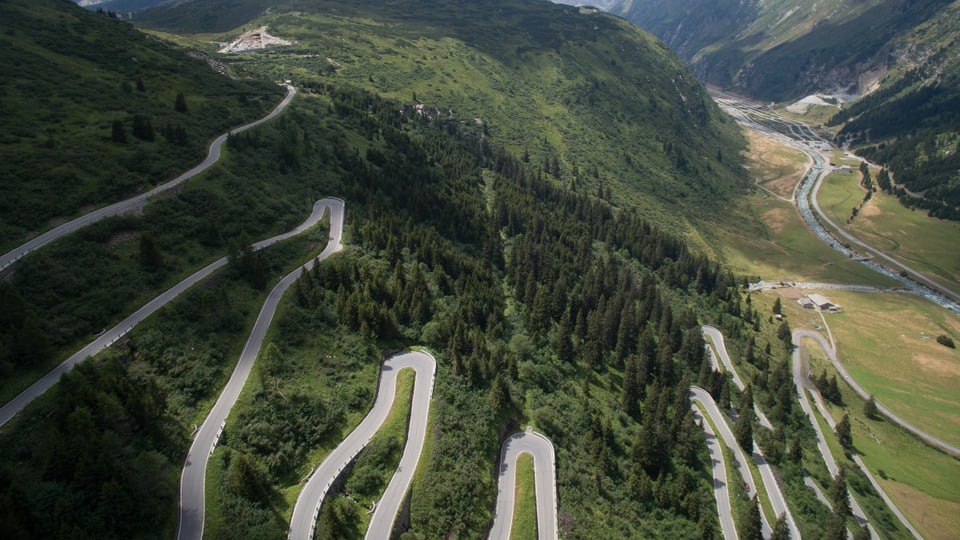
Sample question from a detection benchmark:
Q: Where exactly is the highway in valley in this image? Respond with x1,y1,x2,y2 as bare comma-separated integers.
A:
177,199,344,540
488,428,559,540
712,90,960,315
0,84,296,272
288,350,436,540
0,198,339,429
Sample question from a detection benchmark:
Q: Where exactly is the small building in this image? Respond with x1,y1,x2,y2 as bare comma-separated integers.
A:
807,293,834,310
799,293,842,312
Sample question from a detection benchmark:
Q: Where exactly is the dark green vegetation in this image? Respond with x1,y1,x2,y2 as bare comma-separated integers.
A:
1,0,923,538
0,230,326,538
829,29,960,220
606,0,954,101
0,0,282,250
138,0,748,235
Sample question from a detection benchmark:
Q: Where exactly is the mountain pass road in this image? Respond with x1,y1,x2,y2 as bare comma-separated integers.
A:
0,198,338,429
488,428,558,540
177,198,344,540
0,84,296,272
288,350,436,540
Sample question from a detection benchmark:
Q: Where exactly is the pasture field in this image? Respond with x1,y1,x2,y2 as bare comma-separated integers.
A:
818,169,960,294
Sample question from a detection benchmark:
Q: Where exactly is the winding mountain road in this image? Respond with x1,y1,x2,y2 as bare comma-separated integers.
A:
488,428,558,540
794,330,922,539
702,326,801,539
690,398,739,540
806,324,960,457
177,199,345,540
0,84,297,272
0,198,339,429
690,386,772,537
288,350,436,540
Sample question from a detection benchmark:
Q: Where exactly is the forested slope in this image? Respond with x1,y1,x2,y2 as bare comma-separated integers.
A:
828,1,960,220
137,0,748,236
0,0,282,250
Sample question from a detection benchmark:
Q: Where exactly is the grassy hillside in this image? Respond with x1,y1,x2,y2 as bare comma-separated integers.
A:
828,1,960,221
0,0,282,251
137,0,749,238
608,0,954,102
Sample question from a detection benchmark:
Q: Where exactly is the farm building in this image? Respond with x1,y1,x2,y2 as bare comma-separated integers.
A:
798,294,842,312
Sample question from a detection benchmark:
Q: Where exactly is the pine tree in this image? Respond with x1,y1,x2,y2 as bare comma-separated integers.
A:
863,395,878,420
734,404,754,453
138,235,163,271
175,91,188,113
829,469,851,518
770,513,791,540
622,355,639,418
111,120,127,143
738,495,763,540
836,413,852,450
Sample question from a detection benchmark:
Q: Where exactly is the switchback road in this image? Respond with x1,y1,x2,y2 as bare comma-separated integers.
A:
690,386,772,538
690,397,739,540
0,84,297,272
177,199,344,540
795,330,923,538
488,428,558,540
0,198,339,429
288,350,436,540
702,326,801,539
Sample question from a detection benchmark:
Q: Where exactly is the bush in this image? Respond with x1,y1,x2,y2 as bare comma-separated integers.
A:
936,335,955,348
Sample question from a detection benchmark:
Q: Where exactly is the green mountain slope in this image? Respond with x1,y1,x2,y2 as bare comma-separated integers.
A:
828,1,960,220
138,0,748,239
605,0,954,102
593,0,960,217
0,0,282,251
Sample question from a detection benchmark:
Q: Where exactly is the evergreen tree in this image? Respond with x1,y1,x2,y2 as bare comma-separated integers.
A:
829,469,851,518
175,91,188,113
622,355,639,418
772,297,782,315
138,235,163,271
854,524,872,540
111,120,126,143
770,513,791,540
836,413,853,450
736,384,754,418
734,404,754,453
738,495,763,540
863,395,878,420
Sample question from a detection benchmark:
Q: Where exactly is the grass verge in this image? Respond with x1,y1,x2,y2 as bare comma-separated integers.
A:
805,341,960,540
511,453,538,540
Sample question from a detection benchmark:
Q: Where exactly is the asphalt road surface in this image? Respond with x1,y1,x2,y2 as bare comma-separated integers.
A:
488,428,558,540
177,199,344,540
690,402,738,540
794,330,922,539
702,326,801,539
0,84,297,272
0,198,338,429
690,386,772,538
288,350,436,540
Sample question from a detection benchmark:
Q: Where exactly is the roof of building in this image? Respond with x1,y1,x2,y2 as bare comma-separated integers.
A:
808,293,833,307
